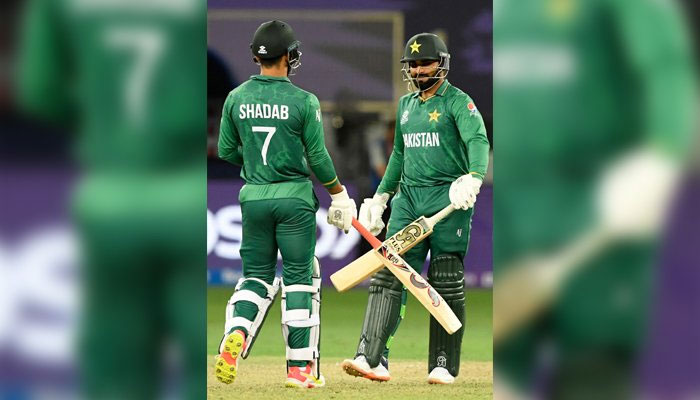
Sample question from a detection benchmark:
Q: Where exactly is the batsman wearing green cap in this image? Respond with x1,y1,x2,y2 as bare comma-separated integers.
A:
341,33,490,384
214,20,357,389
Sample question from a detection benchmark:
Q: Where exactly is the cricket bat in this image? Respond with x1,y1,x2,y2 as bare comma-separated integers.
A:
493,226,611,344
348,212,462,334
330,204,455,292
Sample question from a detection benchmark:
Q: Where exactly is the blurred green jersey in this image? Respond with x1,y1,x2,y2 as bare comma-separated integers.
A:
494,0,696,258
16,1,206,399
17,0,205,171
494,0,696,393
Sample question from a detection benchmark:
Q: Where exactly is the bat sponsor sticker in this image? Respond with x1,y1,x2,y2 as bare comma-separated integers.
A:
410,273,428,289
428,287,441,307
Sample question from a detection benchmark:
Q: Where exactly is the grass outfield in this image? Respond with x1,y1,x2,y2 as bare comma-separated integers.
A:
207,287,492,399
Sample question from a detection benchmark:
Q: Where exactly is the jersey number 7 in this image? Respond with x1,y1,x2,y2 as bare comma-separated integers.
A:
252,126,276,165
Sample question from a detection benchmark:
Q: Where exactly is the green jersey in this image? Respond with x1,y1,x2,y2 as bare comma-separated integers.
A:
17,0,205,171
378,80,490,194
494,0,697,259
218,75,338,206
494,0,696,391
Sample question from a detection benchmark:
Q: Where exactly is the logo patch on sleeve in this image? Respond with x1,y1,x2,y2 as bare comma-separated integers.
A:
467,102,477,114
400,110,409,125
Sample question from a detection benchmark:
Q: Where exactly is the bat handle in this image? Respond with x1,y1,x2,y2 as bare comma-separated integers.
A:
351,218,383,249
426,204,456,228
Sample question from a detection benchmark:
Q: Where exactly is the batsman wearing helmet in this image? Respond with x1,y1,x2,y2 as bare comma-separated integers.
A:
341,33,490,384
214,20,357,389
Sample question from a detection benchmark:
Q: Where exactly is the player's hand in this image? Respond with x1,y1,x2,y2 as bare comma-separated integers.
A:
359,193,390,235
328,186,358,233
449,174,482,210
596,148,679,238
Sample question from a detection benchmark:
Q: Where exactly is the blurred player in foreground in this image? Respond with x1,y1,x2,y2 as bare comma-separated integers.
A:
215,20,357,389
493,0,697,398
17,0,206,398
341,33,490,384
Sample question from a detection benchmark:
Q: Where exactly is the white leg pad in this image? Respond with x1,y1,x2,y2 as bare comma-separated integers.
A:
281,258,322,378
221,276,280,357
286,347,316,361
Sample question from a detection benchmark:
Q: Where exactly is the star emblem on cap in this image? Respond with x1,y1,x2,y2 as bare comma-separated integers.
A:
428,109,441,122
410,40,422,54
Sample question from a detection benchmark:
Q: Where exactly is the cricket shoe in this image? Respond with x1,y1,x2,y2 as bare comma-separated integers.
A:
285,364,325,388
341,355,391,382
428,367,455,384
214,330,246,384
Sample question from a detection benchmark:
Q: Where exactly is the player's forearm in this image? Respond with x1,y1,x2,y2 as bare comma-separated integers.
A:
467,135,490,179
307,150,339,190
326,181,344,195
616,0,697,157
377,150,403,195
302,118,340,188
217,101,243,165
16,0,73,125
218,145,243,166
642,55,696,157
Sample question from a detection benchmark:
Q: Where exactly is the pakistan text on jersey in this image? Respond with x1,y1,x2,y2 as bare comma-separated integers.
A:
239,104,289,120
403,132,441,148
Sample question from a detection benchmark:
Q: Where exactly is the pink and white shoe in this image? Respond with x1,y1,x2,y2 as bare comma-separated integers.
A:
285,364,325,388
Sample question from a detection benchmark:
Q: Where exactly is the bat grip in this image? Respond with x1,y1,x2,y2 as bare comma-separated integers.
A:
426,204,456,228
351,218,382,249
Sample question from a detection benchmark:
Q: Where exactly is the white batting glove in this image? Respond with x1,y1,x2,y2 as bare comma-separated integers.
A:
596,148,679,239
449,174,482,210
327,186,358,233
358,192,390,235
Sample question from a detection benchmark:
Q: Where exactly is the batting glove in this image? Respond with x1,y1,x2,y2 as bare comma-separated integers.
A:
359,192,390,236
328,186,358,233
449,174,482,210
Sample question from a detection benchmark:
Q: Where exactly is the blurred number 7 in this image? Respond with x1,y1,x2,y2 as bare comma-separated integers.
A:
104,27,164,127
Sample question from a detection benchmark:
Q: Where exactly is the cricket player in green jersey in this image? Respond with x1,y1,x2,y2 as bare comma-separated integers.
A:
214,20,357,389
493,0,696,397
17,0,205,399
341,33,490,384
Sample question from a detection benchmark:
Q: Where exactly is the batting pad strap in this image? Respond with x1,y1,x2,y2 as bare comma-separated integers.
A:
230,290,266,308
282,309,310,322
286,347,316,361
283,284,318,294
236,277,279,298
228,316,253,332
288,315,320,328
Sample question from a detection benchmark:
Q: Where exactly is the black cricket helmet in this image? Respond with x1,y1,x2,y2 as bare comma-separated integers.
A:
250,20,302,74
400,33,450,92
